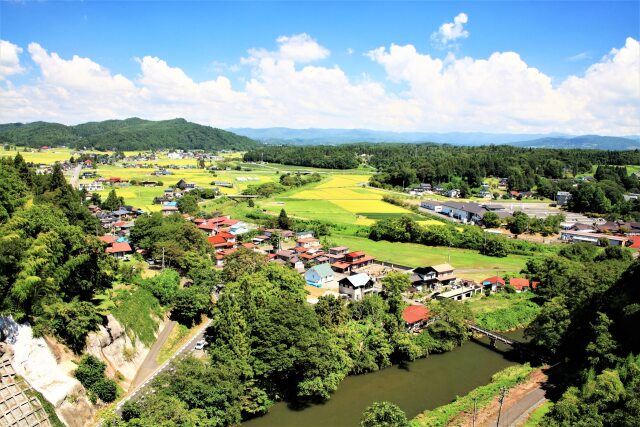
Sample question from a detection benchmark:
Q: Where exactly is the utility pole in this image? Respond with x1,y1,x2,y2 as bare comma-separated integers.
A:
472,397,477,427
496,386,508,427
161,247,165,270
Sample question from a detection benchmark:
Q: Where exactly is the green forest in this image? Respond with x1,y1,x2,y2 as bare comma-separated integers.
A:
0,118,258,151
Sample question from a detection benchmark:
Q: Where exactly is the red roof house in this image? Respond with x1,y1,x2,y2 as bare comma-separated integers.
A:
98,235,116,244
509,278,532,292
105,242,132,259
403,305,431,324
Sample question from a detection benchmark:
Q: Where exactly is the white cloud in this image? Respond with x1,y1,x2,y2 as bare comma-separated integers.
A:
243,33,330,65
431,13,469,48
0,36,638,135
0,40,25,79
567,51,591,62
347,48,354,55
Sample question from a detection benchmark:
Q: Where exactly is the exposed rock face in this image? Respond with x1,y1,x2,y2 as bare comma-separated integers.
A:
11,324,95,427
85,315,163,390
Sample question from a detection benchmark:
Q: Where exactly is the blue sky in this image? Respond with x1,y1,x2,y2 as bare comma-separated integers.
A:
1,1,639,134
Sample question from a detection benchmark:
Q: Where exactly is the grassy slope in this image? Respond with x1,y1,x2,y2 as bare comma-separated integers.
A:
464,292,541,331
412,364,535,427
110,287,164,346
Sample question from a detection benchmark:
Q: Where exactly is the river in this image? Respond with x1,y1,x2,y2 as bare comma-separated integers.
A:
243,332,523,427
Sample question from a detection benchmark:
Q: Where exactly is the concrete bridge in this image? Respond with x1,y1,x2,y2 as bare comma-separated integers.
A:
468,324,515,347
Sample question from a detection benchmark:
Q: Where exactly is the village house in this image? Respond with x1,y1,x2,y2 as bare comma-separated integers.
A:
105,242,132,260
339,273,376,301
560,230,630,246
509,278,538,292
296,237,321,249
410,263,456,291
304,263,335,288
331,251,376,273
556,191,572,206
435,284,482,301
161,205,179,216
79,181,104,192
481,276,505,292
403,305,431,332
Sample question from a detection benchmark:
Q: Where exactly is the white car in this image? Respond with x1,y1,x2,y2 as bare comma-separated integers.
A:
194,340,206,350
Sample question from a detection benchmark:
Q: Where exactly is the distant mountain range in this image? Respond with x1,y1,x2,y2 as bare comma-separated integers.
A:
0,118,258,151
229,127,640,150
1,119,638,151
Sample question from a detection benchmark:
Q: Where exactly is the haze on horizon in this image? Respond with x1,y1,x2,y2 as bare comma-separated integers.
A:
0,1,639,135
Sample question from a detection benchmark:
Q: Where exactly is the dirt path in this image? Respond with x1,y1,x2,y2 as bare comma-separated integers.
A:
130,320,176,389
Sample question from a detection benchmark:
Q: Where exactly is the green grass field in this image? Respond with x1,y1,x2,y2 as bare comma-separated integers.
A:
327,234,528,273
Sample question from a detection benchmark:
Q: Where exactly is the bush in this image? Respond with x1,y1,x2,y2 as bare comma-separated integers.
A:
121,400,142,421
75,355,106,390
90,378,118,403
140,268,180,305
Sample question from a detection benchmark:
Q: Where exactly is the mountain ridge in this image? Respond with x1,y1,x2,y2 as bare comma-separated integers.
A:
0,118,258,151
229,127,640,150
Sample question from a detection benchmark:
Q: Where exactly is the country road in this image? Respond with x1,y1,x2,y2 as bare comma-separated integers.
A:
130,320,176,389
69,164,82,189
111,318,212,417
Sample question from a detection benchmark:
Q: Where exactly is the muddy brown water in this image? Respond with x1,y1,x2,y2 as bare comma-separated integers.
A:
243,331,524,427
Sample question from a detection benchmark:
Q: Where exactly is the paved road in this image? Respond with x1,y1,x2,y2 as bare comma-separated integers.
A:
486,386,547,427
111,319,212,417
69,164,82,189
130,320,176,389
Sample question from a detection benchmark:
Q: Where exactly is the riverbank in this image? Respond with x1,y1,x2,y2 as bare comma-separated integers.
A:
411,364,536,427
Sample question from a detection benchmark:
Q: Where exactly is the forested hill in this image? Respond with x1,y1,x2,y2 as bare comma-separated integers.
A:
511,135,640,150
0,118,259,151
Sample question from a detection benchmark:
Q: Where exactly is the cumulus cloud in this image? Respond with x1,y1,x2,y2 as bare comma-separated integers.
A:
243,33,330,65
0,40,25,79
0,36,638,135
431,13,469,48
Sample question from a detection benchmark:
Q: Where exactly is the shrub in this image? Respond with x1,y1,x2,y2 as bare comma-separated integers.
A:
75,355,106,390
90,378,118,403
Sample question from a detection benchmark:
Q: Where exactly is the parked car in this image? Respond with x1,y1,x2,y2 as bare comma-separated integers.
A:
194,340,207,350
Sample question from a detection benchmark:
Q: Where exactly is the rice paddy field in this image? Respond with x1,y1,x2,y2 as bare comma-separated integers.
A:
262,174,423,226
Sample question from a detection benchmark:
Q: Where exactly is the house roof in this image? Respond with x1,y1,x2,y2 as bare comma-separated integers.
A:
346,251,365,257
241,242,256,249
207,235,227,245
332,262,350,270
431,263,454,273
106,242,132,253
307,263,334,278
509,278,530,290
98,235,116,244
161,206,179,211
351,255,375,265
628,236,640,249
340,273,371,288
198,222,217,230
297,237,319,243
330,246,349,251
403,305,430,324
217,231,235,239
482,276,505,285
442,201,487,216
